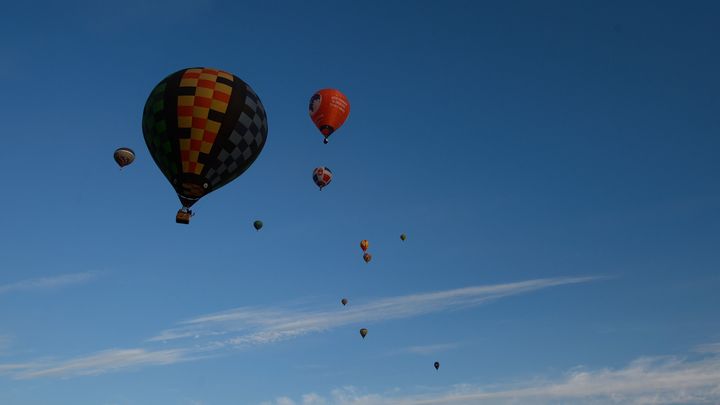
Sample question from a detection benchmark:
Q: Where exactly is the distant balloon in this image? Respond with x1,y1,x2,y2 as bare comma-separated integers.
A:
309,89,350,144
312,167,333,190
341,298,348,306
360,328,368,338
400,233,407,241
434,361,440,370
114,147,135,168
253,220,263,231
363,253,372,263
360,240,369,252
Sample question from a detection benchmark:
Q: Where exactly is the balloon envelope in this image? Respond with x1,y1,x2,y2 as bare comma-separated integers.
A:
360,240,369,252
312,167,333,190
142,67,268,209
253,220,263,231
309,89,350,143
363,253,372,263
114,147,135,168
400,233,407,241
360,328,368,338
341,298,348,306
434,362,440,370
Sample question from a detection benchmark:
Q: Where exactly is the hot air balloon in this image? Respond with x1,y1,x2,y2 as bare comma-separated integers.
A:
142,68,268,224
363,253,372,263
434,362,440,370
400,233,407,241
312,167,333,190
360,240,369,252
114,147,135,169
309,89,350,144
360,328,368,338
253,220,263,231
341,298,348,306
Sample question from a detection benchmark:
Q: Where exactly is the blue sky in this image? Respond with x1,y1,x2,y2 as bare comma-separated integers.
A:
1,0,719,404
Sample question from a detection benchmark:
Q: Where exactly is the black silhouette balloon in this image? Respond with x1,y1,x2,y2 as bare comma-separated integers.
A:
142,67,268,224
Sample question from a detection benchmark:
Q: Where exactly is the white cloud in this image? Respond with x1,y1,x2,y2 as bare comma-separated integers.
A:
0,276,598,379
302,393,327,405
10,348,192,379
150,276,600,348
274,397,296,405
0,363,31,372
263,347,720,404
395,343,460,356
695,343,720,354
0,272,100,295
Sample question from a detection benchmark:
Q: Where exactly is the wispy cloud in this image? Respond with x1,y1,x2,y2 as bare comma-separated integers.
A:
695,342,720,354
150,276,600,347
395,343,461,356
0,272,100,295
5,348,195,380
261,345,720,404
0,276,599,379
0,363,30,373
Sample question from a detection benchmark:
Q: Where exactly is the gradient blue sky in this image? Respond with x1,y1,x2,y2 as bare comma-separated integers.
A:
1,1,719,404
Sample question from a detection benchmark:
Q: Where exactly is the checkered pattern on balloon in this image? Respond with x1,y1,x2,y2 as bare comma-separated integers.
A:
142,67,268,208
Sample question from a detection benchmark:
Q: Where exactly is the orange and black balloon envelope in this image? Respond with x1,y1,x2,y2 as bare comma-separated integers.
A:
142,67,268,209
360,240,369,252
341,298,348,306
114,147,135,168
360,328,368,338
308,89,350,144
434,361,440,370
363,253,372,263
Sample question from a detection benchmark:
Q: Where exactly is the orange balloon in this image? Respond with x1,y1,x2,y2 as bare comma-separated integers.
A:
308,89,350,143
360,240,369,252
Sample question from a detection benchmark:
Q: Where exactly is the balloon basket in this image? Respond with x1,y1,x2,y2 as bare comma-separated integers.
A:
176,210,191,224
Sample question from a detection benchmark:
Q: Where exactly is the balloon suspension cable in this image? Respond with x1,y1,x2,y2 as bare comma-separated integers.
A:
179,206,195,216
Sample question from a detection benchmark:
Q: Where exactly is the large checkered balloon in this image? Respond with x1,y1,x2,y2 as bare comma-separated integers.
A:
142,67,268,208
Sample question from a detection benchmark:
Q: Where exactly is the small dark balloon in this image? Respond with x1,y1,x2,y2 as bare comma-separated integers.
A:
253,220,263,231
341,298,348,306
360,328,368,338
363,253,372,263
434,361,440,370
114,147,135,168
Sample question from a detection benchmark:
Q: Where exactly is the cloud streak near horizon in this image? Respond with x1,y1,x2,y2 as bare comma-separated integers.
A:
149,276,601,346
262,347,720,404
0,276,599,379
0,272,100,295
